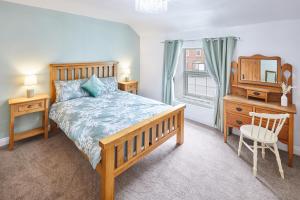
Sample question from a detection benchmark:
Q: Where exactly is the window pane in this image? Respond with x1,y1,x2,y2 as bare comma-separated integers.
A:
196,76,206,86
195,86,206,96
183,48,216,103
198,64,205,71
207,77,216,86
207,87,216,97
187,76,196,94
184,48,205,72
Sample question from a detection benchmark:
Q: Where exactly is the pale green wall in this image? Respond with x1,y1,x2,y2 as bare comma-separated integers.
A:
0,1,140,139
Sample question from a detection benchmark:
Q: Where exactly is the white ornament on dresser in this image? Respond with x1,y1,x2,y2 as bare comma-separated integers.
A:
281,82,293,107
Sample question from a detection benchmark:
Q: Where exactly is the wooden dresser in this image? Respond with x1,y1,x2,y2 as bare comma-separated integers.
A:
223,55,297,167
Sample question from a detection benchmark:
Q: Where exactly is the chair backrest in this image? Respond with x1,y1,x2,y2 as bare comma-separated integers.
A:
249,112,289,140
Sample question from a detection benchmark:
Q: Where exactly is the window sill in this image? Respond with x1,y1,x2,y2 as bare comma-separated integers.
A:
175,96,214,109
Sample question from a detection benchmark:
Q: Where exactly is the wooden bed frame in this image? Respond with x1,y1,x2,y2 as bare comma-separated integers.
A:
49,61,185,200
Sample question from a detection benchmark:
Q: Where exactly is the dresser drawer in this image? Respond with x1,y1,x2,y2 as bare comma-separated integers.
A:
255,107,289,125
255,107,287,115
247,90,267,100
15,100,45,115
278,125,288,142
226,113,252,128
225,102,253,116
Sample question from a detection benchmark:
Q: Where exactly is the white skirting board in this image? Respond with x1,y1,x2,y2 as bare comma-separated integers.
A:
0,137,9,147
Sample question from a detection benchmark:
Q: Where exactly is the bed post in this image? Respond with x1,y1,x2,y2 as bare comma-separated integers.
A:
100,145,115,200
176,109,184,145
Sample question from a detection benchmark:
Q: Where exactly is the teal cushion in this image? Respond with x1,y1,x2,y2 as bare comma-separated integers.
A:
81,75,106,97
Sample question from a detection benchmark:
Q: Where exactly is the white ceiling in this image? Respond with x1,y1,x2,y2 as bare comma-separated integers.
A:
4,0,300,35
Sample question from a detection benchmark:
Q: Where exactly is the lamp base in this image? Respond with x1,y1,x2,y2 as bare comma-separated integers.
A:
27,89,34,98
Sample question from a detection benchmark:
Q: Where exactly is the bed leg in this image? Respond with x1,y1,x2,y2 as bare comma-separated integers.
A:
50,120,57,132
100,146,115,200
176,110,184,145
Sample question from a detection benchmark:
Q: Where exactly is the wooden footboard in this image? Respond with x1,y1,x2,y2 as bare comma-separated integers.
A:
97,104,185,200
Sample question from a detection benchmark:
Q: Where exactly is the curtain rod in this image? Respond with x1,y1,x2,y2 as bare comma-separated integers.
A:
160,37,240,43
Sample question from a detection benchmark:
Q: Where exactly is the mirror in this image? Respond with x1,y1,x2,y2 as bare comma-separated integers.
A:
239,56,281,85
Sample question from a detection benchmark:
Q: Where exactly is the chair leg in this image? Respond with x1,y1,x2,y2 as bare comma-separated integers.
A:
238,133,243,157
253,141,258,177
274,143,284,179
262,142,265,159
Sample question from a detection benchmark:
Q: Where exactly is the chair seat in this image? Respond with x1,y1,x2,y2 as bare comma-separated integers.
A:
240,125,277,143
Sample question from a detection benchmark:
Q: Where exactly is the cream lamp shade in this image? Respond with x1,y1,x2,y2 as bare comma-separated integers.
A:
24,75,37,98
24,75,37,86
123,68,131,82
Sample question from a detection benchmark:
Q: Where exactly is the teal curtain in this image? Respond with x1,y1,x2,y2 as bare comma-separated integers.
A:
162,40,183,105
202,37,237,131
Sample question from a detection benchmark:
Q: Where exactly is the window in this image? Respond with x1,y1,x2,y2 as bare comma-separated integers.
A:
183,48,216,103
186,49,189,56
195,49,201,56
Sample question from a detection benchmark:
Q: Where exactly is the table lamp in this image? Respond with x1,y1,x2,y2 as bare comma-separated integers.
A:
24,75,37,98
123,68,131,82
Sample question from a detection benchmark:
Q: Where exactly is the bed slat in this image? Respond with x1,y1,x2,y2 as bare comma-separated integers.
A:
136,134,141,154
60,69,66,81
81,68,86,79
116,143,124,167
151,125,156,144
88,67,92,77
144,128,150,149
157,123,162,139
67,68,73,80
75,68,80,79
127,137,133,160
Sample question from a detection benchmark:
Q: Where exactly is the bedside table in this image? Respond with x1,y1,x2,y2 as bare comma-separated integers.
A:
118,80,138,94
8,94,49,150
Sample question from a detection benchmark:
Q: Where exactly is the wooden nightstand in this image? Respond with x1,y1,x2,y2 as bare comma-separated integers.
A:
118,80,138,94
8,94,49,150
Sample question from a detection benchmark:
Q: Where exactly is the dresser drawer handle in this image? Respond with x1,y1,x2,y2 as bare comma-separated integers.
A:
253,92,260,96
236,120,243,125
236,107,243,112
27,105,32,108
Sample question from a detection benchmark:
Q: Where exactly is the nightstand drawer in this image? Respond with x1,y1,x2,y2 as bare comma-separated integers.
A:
16,100,45,115
126,84,136,90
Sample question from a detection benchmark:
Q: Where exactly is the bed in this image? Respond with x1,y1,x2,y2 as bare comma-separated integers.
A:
49,61,185,200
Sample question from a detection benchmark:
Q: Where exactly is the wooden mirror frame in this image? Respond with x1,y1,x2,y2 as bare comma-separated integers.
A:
238,54,282,87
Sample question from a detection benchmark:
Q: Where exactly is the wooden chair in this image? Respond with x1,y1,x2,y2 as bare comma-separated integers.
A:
238,112,289,179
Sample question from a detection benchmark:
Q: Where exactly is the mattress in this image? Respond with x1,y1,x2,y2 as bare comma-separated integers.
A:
49,91,171,169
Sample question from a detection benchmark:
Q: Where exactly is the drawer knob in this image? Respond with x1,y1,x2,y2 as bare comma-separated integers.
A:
253,92,260,96
236,107,242,112
236,120,243,125
27,105,32,108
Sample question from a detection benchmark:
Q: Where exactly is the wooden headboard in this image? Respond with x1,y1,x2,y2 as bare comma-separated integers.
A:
49,61,118,103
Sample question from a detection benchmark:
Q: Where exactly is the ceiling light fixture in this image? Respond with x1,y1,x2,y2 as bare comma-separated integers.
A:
135,0,168,13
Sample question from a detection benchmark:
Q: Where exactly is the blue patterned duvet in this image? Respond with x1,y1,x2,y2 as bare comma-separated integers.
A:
49,91,171,169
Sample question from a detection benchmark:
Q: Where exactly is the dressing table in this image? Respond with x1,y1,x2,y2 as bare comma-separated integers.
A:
223,55,296,167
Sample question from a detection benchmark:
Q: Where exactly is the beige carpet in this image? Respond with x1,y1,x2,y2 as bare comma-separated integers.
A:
1,120,300,200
